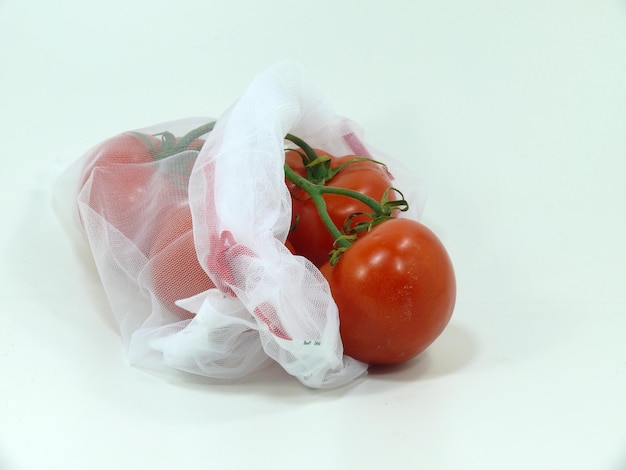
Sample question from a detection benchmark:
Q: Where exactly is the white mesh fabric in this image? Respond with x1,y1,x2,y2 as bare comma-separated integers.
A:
186,61,368,388
56,60,425,388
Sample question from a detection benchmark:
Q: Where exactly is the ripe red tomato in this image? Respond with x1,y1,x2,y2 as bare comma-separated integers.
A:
320,218,456,365
82,132,160,170
148,204,216,320
148,203,295,319
81,133,160,216
285,149,398,267
80,132,205,241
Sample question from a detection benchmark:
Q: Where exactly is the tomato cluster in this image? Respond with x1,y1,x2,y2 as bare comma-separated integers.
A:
80,126,214,320
285,149,400,267
81,122,456,366
283,138,456,365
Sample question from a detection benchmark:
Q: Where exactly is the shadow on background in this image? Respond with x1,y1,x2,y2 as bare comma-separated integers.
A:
367,322,478,382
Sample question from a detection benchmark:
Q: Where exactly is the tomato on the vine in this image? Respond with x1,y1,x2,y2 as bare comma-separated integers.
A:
80,132,205,239
285,149,398,267
320,218,456,365
82,132,160,173
81,132,161,217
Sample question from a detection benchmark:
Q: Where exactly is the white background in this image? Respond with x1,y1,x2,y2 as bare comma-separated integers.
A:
1,1,625,469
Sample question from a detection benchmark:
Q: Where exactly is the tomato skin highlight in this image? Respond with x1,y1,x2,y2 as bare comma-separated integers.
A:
320,218,456,365
285,149,397,267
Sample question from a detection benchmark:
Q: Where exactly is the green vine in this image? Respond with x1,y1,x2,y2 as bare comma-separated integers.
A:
284,161,408,263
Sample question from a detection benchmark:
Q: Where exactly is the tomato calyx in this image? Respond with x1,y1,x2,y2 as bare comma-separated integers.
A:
284,133,390,185
341,186,409,233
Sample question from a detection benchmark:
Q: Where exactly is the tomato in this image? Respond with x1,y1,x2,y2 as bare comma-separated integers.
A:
160,137,205,191
81,133,160,217
148,203,295,320
285,149,398,267
148,204,216,319
320,218,456,365
82,132,159,173
80,132,205,242
81,132,205,200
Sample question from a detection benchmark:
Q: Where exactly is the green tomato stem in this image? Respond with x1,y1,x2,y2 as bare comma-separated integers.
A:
284,133,315,164
284,133,331,182
172,121,217,154
284,164,352,248
311,184,385,215
283,147,386,216
283,163,397,250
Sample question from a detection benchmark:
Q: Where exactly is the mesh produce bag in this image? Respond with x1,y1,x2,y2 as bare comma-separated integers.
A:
55,61,424,389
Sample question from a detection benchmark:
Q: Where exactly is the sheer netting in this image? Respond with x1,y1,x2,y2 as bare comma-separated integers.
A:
55,61,424,388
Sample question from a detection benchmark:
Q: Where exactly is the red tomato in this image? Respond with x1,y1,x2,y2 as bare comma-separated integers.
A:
320,218,456,365
285,149,398,267
148,204,294,319
80,132,205,241
81,132,205,203
82,132,159,172
148,204,216,320
81,133,160,216
160,137,205,191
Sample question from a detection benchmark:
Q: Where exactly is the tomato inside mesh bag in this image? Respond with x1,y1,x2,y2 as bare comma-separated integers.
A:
55,61,424,389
